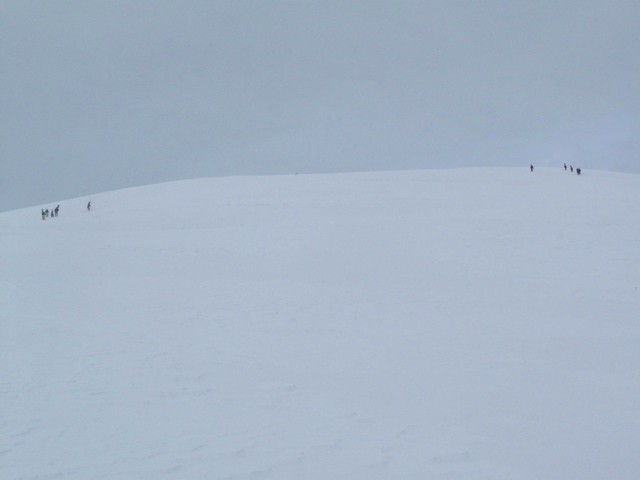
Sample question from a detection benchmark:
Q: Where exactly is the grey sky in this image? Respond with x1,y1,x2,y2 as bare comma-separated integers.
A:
2,1,639,212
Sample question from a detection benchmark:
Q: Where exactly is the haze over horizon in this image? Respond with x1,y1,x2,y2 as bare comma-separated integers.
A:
2,0,639,212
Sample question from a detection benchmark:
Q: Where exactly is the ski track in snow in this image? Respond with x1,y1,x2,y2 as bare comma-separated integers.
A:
1,168,640,479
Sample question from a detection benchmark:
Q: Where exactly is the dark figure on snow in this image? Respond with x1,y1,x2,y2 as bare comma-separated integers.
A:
530,164,534,172
55,205,59,217
570,165,573,173
576,168,581,175
87,201,91,212
564,163,567,171
41,209,45,220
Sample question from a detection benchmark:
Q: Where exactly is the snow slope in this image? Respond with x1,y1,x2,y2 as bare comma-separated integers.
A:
2,167,639,479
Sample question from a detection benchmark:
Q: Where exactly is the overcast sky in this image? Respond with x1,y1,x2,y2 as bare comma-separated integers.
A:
2,1,639,212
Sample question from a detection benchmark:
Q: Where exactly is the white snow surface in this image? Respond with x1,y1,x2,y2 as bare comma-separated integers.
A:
2,167,639,479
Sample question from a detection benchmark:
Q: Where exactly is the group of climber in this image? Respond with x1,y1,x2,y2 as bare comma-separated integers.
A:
40,201,91,220
41,205,60,220
530,164,581,175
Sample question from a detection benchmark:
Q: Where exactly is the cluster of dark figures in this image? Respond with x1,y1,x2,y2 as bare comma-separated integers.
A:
41,202,91,220
529,164,581,175
41,205,60,220
563,163,581,175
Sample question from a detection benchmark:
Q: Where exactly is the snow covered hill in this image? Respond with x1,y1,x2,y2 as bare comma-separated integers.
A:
2,167,639,479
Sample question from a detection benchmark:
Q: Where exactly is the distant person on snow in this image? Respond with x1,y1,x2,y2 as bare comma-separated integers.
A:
87,201,91,212
55,205,59,217
41,209,45,220
576,168,581,175
570,165,573,173
564,163,567,171
530,164,534,172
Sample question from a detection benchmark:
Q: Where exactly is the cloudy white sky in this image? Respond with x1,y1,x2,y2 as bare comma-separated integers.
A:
1,0,639,212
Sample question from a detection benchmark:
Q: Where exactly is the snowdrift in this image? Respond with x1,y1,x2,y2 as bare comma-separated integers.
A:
2,167,639,479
